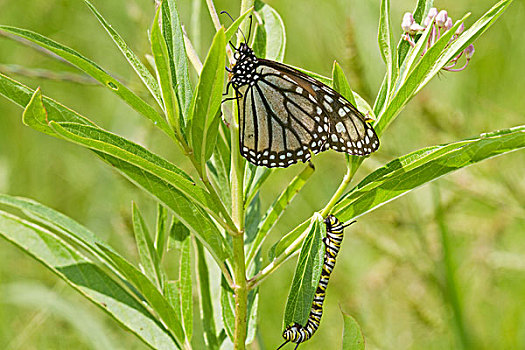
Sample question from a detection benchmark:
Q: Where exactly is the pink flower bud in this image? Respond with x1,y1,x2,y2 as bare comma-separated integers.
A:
436,10,448,27
424,8,438,26
402,12,415,33
409,23,426,34
455,22,465,35
465,44,475,59
445,18,453,30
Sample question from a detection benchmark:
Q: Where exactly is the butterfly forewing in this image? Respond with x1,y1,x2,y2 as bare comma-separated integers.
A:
229,44,379,168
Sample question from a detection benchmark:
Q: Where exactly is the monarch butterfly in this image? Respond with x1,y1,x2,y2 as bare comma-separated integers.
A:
224,17,379,168
277,215,355,349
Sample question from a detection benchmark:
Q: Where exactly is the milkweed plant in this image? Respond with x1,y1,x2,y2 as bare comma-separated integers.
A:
0,0,522,349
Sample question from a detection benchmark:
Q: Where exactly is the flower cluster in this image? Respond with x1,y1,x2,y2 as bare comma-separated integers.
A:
401,8,475,72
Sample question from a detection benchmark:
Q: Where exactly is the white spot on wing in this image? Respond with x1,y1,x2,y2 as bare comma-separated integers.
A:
335,122,345,133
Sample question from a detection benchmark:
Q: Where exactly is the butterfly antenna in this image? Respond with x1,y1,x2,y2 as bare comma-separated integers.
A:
342,220,357,229
276,340,289,350
246,15,253,43
220,10,247,43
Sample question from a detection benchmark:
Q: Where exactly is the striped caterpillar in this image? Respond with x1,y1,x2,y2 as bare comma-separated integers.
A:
277,215,355,349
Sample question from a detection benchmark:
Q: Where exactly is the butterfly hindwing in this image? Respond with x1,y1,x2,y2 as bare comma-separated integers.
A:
229,43,379,168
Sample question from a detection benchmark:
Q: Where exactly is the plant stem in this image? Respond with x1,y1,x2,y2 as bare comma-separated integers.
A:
205,0,222,31
247,220,310,289
229,51,247,350
321,157,363,217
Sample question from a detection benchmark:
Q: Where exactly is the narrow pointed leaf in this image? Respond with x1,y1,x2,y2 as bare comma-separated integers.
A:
334,126,525,222
155,203,169,261
342,312,365,350
0,26,172,136
225,8,254,43
397,0,434,67
246,163,315,269
377,16,467,135
0,211,179,350
46,121,224,218
253,0,286,61
97,244,184,343
163,0,193,117
196,241,219,349
283,214,325,327
0,73,95,135
188,28,226,167
132,202,162,288
2,282,119,350
332,61,357,106
2,53,231,267
179,231,193,340
220,283,235,341
84,0,162,106
421,0,513,92
152,6,181,136
269,219,310,261
378,0,397,98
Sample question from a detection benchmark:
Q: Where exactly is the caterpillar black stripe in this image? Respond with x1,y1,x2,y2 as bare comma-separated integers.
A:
277,215,355,349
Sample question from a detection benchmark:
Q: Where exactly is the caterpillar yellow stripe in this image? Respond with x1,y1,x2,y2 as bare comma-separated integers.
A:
277,215,355,350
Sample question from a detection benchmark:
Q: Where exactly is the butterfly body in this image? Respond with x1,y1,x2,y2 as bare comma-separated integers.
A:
227,43,379,168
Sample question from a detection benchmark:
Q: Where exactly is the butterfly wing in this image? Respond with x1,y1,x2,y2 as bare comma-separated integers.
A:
237,59,379,168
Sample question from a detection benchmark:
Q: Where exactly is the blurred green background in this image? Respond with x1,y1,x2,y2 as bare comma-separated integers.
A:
0,0,524,349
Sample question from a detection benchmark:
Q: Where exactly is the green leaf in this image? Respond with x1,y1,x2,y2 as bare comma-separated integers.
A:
244,165,272,207
96,244,184,343
0,26,172,137
46,122,224,222
269,219,310,261
421,0,513,92
0,193,109,256
1,282,118,350
377,0,397,100
252,0,286,61
196,241,219,349
225,7,254,43
392,19,435,98
0,73,95,135
83,0,162,106
97,150,231,264
132,202,162,288
334,126,525,222
246,289,259,345
397,0,434,67
155,203,169,261
207,125,232,208
220,282,235,341
162,0,193,117
283,214,325,327
377,16,467,135
221,283,259,344
0,211,179,350
332,61,357,106
179,233,193,341
372,76,388,117
152,5,181,138
246,163,315,270
188,28,226,168
167,221,193,342
341,312,365,350
1,30,231,280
